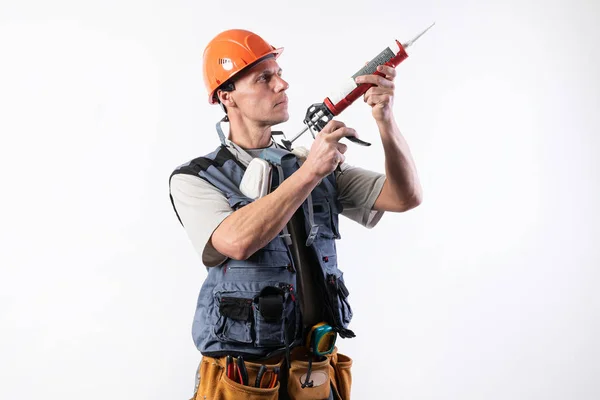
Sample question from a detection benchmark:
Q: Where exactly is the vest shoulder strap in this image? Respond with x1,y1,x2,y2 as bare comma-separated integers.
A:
169,145,245,226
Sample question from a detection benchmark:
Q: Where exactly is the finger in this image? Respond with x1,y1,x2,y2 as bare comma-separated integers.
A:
320,119,346,134
366,94,393,107
329,127,358,143
363,87,394,104
330,151,342,167
377,65,396,80
336,142,348,154
363,86,394,99
332,151,345,166
355,74,394,88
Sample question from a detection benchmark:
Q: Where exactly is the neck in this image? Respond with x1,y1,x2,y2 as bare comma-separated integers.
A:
227,114,273,149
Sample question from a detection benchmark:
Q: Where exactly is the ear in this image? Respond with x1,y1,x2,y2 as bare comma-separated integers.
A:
217,89,236,109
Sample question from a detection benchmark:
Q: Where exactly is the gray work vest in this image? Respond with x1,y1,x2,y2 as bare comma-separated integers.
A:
169,144,354,360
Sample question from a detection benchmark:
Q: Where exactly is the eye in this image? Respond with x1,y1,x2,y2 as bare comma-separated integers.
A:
256,74,271,83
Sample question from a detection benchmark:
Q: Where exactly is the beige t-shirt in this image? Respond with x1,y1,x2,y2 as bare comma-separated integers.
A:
170,139,386,268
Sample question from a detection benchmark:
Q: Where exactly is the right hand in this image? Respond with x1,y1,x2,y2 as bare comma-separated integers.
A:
302,120,358,179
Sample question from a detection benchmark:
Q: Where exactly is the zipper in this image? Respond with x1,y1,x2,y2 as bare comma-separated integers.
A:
223,256,296,273
225,265,290,272
226,265,288,269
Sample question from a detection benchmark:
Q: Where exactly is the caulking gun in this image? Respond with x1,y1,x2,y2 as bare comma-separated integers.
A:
281,22,435,151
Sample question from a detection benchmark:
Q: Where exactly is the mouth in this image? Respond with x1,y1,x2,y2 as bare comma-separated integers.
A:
274,97,288,107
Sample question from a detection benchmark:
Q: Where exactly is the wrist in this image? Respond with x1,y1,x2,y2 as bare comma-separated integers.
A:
376,115,397,132
297,163,321,188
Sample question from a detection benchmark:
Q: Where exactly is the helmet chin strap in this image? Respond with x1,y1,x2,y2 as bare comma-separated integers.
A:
216,114,230,147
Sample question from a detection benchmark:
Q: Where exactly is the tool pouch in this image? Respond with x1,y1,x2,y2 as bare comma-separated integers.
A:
329,348,353,400
287,352,332,400
193,355,284,400
285,346,353,400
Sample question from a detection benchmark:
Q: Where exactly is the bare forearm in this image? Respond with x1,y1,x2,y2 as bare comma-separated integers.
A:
212,165,320,260
375,117,423,211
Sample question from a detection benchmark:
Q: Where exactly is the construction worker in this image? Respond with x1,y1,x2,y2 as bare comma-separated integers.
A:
169,29,422,400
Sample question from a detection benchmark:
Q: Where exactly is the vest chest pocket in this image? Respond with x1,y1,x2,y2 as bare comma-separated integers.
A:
252,284,297,347
213,282,298,348
215,295,253,344
311,199,341,240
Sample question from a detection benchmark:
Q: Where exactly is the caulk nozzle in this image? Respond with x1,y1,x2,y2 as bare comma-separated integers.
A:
402,22,436,48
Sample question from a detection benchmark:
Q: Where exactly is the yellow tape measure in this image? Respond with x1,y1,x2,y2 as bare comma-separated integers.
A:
306,322,337,356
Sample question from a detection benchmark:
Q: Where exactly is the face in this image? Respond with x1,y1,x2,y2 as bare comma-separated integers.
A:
222,58,290,126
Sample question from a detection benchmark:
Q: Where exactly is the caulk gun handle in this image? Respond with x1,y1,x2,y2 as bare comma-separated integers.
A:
346,135,371,146
281,139,293,151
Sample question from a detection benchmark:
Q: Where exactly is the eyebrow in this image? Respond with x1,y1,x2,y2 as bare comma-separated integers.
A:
255,68,283,79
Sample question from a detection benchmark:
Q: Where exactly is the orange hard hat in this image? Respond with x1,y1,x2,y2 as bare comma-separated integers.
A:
202,29,284,104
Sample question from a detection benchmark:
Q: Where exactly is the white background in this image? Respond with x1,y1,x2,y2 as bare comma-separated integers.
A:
1,0,599,399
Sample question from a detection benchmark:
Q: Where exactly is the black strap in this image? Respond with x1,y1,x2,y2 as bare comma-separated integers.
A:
168,146,246,226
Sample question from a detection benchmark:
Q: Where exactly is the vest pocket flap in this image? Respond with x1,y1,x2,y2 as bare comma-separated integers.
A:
257,290,284,322
219,297,253,321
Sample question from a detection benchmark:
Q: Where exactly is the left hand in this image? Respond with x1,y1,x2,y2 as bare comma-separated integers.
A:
355,65,396,123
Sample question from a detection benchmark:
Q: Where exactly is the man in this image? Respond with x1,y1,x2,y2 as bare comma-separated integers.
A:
169,29,422,400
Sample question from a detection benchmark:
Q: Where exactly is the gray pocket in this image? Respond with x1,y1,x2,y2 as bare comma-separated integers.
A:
253,284,297,348
253,300,285,347
214,296,253,344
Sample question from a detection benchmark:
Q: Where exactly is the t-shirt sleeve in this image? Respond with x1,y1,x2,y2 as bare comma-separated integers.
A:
335,162,386,228
170,174,232,267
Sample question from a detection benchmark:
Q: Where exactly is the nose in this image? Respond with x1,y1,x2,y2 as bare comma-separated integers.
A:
274,75,289,92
